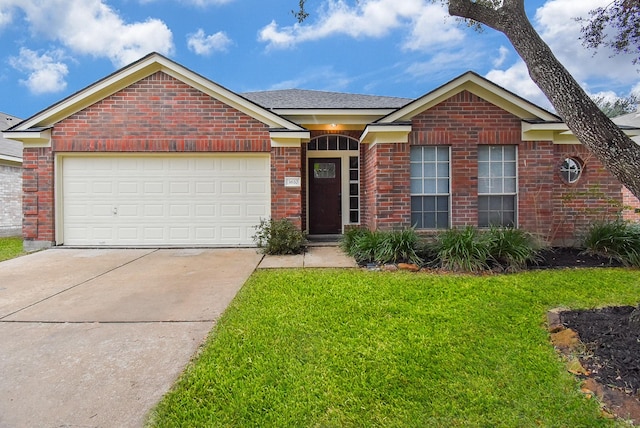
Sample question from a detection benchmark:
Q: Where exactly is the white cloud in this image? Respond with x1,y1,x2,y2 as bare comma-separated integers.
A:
492,46,509,67
187,29,232,55
140,0,233,5
534,0,637,84
485,61,550,109
259,0,429,49
10,0,174,67
402,3,464,51
9,48,68,94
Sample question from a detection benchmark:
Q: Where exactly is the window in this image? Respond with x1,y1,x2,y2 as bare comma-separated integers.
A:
478,145,517,227
349,156,360,223
410,146,450,229
560,157,583,183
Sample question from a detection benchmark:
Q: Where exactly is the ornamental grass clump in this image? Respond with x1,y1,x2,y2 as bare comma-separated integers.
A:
486,226,544,272
340,227,423,265
431,226,492,273
582,220,640,267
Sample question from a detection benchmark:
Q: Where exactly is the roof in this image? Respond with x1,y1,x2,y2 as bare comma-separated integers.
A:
612,110,640,143
0,112,22,161
242,89,412,110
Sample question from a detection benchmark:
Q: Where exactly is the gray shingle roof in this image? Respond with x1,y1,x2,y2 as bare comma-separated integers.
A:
242,89,412,109
0,112,22,160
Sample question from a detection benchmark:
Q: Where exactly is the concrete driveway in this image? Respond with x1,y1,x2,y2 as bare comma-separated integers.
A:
0,248,263,428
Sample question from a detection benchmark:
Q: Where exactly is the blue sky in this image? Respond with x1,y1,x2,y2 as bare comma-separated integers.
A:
0,0,638,120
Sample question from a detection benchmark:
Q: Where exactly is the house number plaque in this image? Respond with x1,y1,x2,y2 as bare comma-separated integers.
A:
284,177,301,187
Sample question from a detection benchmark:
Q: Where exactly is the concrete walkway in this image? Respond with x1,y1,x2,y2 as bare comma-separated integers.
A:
257,245,358,269
0,248,262,428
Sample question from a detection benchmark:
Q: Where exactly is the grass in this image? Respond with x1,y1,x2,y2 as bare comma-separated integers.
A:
147,268,640,427
0,236,23,261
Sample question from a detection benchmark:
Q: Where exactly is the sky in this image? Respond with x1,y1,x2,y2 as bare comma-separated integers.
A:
0,0,638,120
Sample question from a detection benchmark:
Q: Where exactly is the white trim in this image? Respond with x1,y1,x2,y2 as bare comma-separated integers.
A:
3,129,51,147
13,53,305,133
381,72,559,124
0,154,22,164
360,124,412,146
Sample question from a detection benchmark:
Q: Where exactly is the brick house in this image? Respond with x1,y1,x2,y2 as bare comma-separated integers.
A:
4,53,639,251
0,112,22,237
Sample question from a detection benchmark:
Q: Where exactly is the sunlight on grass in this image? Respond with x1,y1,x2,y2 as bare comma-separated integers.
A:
148,268,640,427
0,236,23,262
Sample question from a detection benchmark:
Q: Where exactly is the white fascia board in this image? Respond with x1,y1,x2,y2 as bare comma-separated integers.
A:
15,60,162,130
273,109,394,126
360,124,412,145
0,154,22,164
522,121,640,143
2,129,51,147
382,73,559,123
270,130,311,147
14,53,304,132
161,64,304,131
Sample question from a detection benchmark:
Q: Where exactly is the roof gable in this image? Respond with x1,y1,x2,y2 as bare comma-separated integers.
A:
10,52,304,133
378,71,560,123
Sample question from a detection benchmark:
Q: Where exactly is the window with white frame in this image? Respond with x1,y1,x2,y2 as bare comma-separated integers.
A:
410,146,450,229
478,145,517,227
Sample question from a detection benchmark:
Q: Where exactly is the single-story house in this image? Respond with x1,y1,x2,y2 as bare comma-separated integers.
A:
0,112,22,237
4,52,640,251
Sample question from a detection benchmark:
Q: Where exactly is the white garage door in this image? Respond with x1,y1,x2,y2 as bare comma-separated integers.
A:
62,155,270,246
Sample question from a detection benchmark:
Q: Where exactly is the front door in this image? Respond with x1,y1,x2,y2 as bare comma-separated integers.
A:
308,158,342,234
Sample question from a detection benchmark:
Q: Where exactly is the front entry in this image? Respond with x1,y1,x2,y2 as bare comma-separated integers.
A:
308,158,342,234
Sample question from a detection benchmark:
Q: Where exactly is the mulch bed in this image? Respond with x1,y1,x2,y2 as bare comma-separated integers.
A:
531,247,623,269
542,242,640,427
538,248,639,424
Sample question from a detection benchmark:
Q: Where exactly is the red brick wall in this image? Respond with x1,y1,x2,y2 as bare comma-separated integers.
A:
271,146,302,229
24,71,281,245
622,187,640,222
551,145,627,245
403,90,628,244
53,72,271,153
409,90,524,228
360,142,411,230
22,148,54,243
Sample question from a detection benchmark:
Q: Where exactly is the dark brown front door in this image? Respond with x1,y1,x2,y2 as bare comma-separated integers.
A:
308,158,342,234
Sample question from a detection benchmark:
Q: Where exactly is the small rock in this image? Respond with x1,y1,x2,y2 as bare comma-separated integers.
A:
382,264,398,272
550,328,582,354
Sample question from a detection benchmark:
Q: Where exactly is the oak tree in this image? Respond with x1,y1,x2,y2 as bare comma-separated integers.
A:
295,0,640,199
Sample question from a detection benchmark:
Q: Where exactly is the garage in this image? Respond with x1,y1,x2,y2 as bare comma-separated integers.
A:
61,154,270,246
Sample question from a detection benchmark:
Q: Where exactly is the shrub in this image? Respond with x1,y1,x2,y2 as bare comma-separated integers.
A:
582,220,640,267
341,228,423,266
348,229,386,265
252,218,306,255
486,227,544,272
340,227,369,258
431,226,491,273
374,228,423,265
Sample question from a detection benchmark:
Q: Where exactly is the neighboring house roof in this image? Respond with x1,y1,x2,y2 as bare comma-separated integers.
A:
612,110,640,143
0,112,22,163
242,89,411,109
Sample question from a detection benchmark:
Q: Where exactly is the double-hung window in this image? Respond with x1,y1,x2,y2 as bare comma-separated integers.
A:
477,145,517,227
410,146,450,229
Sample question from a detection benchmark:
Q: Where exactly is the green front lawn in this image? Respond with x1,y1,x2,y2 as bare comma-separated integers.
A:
0,236,23,262
148,268,640,427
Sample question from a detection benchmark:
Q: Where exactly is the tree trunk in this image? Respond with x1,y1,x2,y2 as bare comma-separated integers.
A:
449,0,640,200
